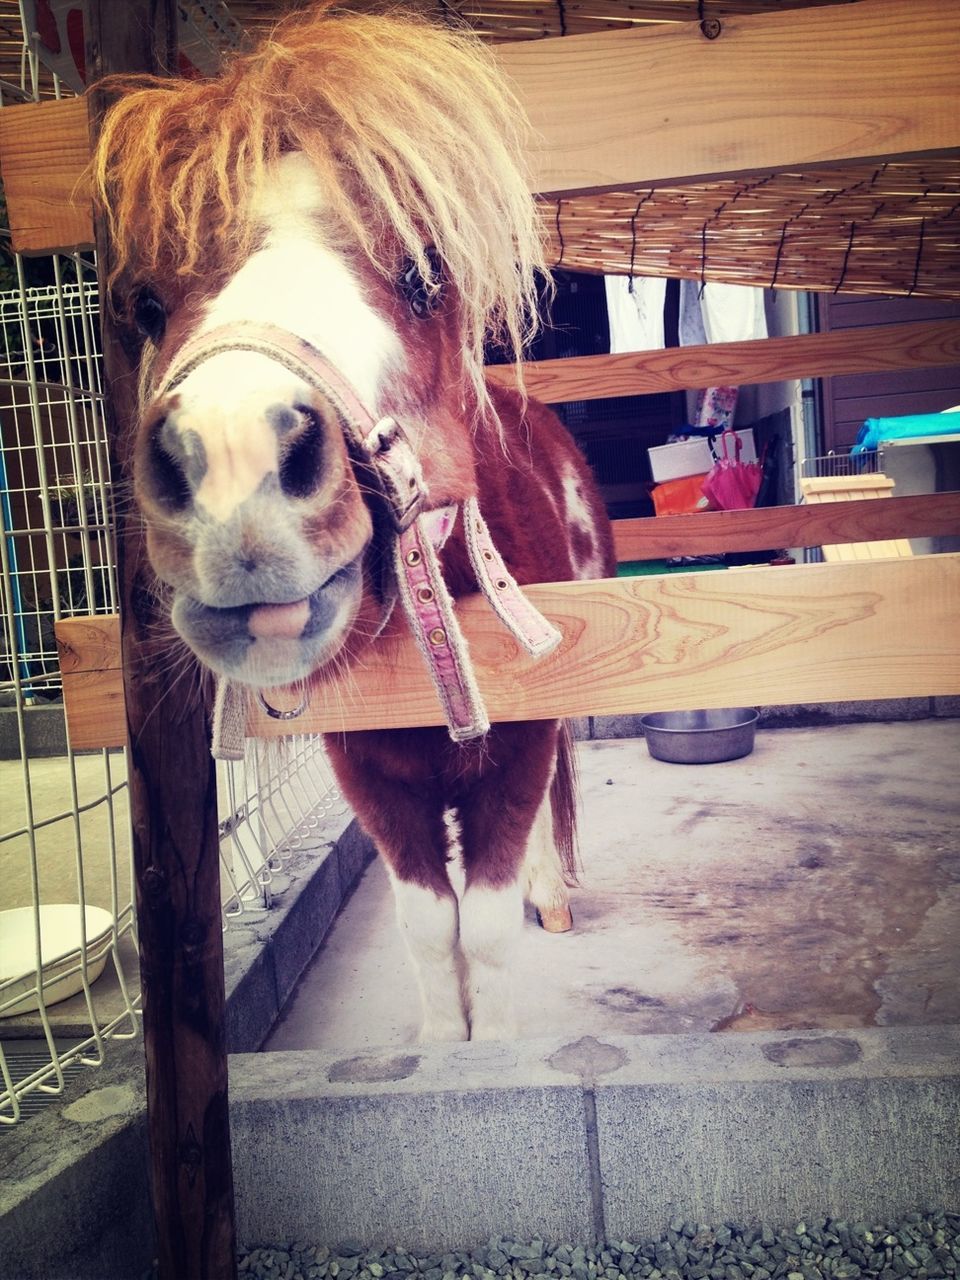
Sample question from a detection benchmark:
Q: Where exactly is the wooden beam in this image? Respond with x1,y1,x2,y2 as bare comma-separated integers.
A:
4,0,959,253
56,553,960,748
0,97,92,254
85,2,238,1278
489,319,960,402
612,492,960,560
499,0,960,196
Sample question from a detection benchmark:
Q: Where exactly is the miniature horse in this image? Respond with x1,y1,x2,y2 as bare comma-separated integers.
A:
93,4,615,1040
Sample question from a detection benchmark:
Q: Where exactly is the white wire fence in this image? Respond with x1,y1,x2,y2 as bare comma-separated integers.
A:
1,2,350,1116
0,258,347,1124
0,255,140,1125
219,735,346,920
1,266,114,692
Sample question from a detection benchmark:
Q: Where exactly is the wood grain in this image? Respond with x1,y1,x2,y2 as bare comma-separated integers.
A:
488,320,960,402
498,0,960,196
0,98,92,254
86,3,237,1278
798,475,913,563
611,492,960,560
55,553,960,747
60,669,127,749
55,611,122,675
5,0,959,253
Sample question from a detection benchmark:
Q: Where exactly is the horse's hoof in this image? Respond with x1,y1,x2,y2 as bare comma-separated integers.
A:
536,905,573,933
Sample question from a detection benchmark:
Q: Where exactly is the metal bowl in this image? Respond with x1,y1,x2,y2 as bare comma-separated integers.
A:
640,707,759,764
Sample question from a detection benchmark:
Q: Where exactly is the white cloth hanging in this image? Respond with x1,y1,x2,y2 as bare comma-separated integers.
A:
603,275,667,353
699,280,768,345
679,279,770,427
678,278,768,346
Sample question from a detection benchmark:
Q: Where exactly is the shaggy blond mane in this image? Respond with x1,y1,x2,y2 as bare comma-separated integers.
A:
91,2,547,423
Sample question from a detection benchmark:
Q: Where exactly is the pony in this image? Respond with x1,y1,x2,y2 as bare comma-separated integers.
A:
92,2,615,1042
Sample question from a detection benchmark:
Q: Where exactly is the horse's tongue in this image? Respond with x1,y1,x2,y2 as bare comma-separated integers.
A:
248,599,310,640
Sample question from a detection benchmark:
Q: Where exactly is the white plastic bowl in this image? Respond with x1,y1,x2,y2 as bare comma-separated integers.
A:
0,904,114,1017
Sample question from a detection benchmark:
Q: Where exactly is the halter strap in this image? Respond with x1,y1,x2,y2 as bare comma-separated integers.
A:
463,495,561,658
156,321,425,532
153,321,560,747
395,513,489,741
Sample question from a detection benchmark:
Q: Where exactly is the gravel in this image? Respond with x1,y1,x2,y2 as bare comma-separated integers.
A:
227,1212,960,1280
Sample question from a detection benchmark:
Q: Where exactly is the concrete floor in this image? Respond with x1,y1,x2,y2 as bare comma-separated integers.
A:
265,720,960,1052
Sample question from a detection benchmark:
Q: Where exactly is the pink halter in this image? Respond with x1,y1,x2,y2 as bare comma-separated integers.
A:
154,322,561,753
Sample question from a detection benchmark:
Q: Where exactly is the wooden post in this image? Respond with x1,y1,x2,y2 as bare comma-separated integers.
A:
85,4,238,1278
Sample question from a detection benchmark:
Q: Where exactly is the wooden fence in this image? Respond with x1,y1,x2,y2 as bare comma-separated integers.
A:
56,495,960,750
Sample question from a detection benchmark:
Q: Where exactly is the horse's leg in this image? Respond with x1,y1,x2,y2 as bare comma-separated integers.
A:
521,785,574,934
387,869,467,1042
457,723,557,1040
324,739,467,1041
457,875,524,1041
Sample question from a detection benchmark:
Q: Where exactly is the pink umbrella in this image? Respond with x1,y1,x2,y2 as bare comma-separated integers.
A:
701,429,763,511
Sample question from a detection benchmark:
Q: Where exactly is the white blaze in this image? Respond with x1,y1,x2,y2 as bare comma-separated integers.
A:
198,151,402,414
175,354,300,521
165,152,404,524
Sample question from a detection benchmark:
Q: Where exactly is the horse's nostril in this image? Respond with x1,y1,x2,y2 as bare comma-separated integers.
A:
279,407,325,500
147,418,192,512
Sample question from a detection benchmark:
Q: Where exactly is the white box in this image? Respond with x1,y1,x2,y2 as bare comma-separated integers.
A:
648,430,756,482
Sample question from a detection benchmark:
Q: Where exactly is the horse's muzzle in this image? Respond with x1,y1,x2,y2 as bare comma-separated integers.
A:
171,556,363,685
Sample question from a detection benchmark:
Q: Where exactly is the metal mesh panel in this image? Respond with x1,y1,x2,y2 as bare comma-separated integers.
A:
0,261,347,1123
1,264,115,695
801,448,886,478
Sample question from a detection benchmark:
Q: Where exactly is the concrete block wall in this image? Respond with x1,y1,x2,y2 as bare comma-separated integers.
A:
0,1060,154,1280
0,703,71,758
228,1027,960,1252
226,818,375,1051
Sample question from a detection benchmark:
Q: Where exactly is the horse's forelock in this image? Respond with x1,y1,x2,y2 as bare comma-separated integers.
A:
91,6,546,429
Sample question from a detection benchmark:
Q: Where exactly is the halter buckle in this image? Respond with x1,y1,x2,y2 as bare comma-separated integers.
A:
359,416,425,533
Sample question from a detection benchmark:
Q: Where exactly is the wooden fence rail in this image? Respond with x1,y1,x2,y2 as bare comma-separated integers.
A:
56,494,960,750
612,491,960,560
489,320,960,402
57,553,960,746
3,0,956,251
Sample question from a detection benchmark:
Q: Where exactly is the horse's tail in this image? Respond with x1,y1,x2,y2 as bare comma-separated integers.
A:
550,720,580,886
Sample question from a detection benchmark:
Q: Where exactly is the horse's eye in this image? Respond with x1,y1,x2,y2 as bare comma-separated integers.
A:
398,247,443,318
132,286,167,343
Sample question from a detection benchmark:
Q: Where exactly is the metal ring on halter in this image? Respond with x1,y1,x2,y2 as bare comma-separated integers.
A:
256,691,309,721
